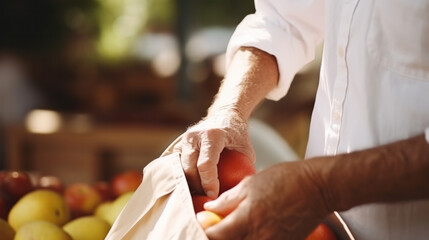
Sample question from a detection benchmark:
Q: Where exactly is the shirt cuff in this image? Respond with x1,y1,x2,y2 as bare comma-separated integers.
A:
226,13,323,101
425,127,429,144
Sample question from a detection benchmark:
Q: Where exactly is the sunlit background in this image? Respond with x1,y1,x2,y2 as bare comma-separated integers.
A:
0,0,322,184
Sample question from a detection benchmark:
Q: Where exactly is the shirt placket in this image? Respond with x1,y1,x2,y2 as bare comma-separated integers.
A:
325,0,360,155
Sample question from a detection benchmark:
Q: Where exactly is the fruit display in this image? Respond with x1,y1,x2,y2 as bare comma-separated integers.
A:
0,169,142,240
0,159,339,239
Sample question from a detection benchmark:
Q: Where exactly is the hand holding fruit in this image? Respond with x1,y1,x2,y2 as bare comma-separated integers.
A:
192,148,256,231
203,161,332,240
175,110,255,198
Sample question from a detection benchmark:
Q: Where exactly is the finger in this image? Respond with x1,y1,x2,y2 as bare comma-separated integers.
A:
204,184,245,216
205,201,250,240
197,145,221,198
198,142,224,198
180,136,204,194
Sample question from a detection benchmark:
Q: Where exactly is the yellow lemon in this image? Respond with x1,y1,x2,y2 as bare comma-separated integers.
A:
99,191,133,225
8,190,70,230
15,220,72,240
63,216,111,240
94,201,112,222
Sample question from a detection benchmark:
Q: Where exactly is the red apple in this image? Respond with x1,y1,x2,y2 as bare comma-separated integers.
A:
0,171,6,183
218,149,256,194
64,183,102,218
93,181,114,202
305,223,338,240
27,171,42,187
192,195,214,214
111,170,143,197
38,175,65,194
0,171,35,203
0,190,12,220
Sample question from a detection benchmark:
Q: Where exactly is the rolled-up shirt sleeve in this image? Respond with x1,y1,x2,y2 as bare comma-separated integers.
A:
225,0,325,100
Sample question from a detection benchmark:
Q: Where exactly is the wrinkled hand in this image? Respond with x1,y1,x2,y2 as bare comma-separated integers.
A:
204,160,330,240
174,110,255,198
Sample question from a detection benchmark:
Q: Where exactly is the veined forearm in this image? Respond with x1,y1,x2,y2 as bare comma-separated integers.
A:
207,47,279,121
309,134,429,213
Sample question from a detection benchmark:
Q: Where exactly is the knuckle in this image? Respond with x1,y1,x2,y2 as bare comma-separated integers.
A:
182,136,197,147
201,129,225,143
173,143,182,152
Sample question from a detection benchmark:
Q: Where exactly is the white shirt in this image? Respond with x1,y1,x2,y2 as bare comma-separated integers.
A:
226,0,429,239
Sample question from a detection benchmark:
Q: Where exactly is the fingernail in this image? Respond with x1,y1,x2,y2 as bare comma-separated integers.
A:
206,191,216,199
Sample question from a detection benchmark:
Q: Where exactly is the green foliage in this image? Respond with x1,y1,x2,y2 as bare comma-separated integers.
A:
94,0,149,61
144,0,254,29
146,0,177,29
0,0,254,59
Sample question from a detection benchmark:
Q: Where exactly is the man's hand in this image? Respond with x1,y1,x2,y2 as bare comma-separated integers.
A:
174,110,255,198
202,134,429,239
203,160,330,240
174,47,279,198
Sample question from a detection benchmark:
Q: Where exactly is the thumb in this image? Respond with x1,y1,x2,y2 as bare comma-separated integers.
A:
204,185,245,217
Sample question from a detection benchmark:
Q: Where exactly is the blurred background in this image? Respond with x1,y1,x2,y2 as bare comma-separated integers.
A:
0,0,322,185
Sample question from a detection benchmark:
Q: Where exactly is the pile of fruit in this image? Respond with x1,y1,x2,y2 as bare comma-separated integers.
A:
0,169,143,240
0,150,338,240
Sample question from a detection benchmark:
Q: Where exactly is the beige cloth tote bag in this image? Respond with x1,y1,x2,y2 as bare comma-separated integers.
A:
105,136,208,240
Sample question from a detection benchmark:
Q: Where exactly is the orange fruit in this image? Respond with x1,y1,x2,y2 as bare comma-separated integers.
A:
217,149,256,194
305,223,338,240
196,210,222,230
192,195,213,213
